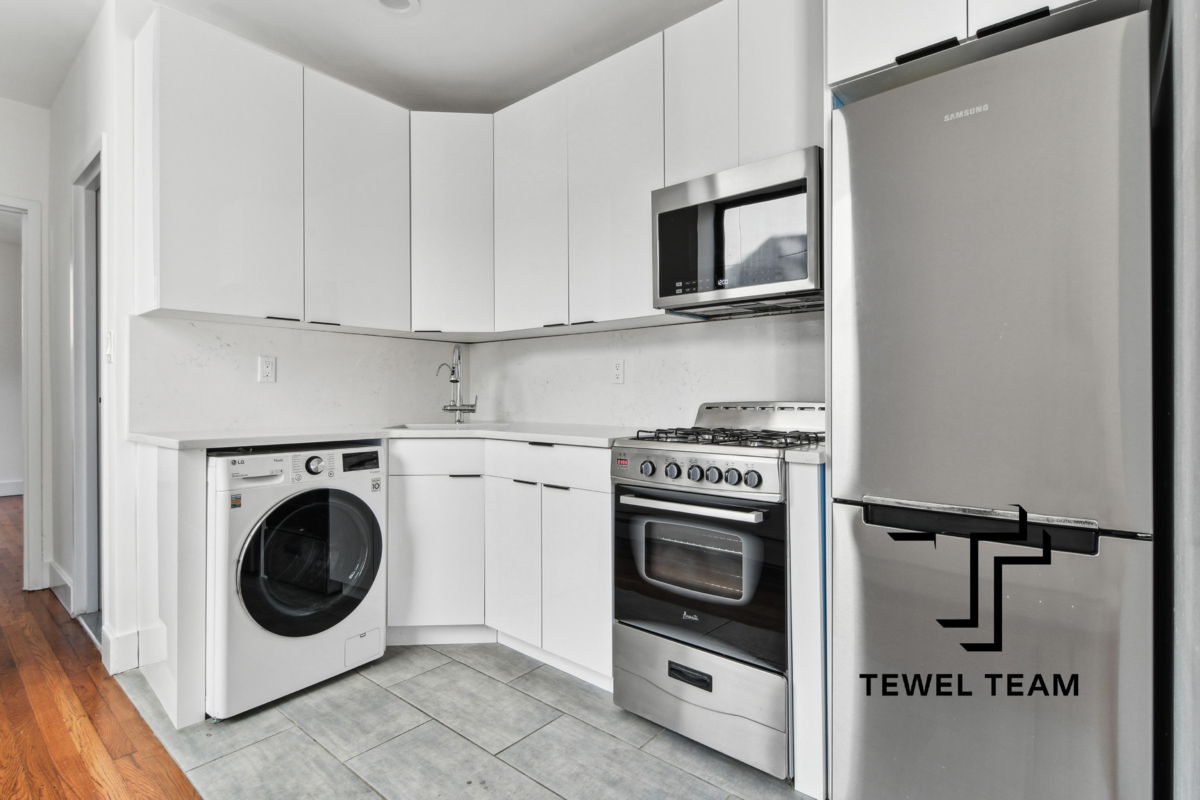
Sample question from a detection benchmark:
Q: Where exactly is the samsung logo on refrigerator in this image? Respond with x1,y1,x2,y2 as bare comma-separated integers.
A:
944,104,988,122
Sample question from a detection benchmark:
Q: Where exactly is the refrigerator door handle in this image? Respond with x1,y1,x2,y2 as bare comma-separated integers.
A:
862,496,1099,530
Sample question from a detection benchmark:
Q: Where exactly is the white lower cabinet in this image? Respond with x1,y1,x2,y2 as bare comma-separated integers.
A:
388,475,485,627
541,485,613,677
484,477,543,646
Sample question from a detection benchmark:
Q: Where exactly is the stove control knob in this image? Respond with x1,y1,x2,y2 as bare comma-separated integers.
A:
687,465,704,482
305,456,325,475
640,460,655,477
725,468,742,486
744,470,762,489
705,466,722,484
664,463,682,479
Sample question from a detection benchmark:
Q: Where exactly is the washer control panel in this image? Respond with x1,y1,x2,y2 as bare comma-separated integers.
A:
292,451,338,482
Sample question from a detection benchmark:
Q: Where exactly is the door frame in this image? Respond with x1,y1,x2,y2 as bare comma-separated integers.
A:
67,145,106,616
0,195,46,591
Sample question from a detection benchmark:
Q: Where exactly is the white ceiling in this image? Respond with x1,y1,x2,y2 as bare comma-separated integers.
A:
0,0,106,108
155,0,722,112
0,209,22,246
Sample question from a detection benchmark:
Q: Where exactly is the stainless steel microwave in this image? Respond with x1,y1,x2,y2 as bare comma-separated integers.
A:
652,147,822,318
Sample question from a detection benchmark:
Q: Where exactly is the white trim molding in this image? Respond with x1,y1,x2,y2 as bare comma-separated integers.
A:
0,194,46,591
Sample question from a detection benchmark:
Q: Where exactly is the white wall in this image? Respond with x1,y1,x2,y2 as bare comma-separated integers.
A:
0,238,21,493
128,317,459,431
469,313,825,428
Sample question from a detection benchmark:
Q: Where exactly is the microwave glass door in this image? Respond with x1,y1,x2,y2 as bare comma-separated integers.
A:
614,485,787,673
658,185,807,301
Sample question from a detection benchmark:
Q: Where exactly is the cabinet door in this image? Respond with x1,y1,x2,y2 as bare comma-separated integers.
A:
388,476,485,626
542,486,613,676
664,0,738,186
738,0,825,165
827,0,967,85
969,0,1068,36
148,7,304,319
567,34,665,324
493,83,569,331
303,69,411,331
410,112,494,333
484,477,542,646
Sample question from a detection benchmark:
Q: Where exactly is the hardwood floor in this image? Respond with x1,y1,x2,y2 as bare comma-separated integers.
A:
0,495,201,799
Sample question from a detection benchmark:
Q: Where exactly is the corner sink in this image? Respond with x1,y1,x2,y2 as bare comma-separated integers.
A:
388,423,510,430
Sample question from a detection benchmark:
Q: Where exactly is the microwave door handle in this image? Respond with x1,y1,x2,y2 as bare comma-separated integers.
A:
617,495,764,524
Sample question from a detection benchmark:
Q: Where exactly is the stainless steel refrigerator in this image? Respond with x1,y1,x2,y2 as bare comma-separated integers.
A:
830,12,1153,800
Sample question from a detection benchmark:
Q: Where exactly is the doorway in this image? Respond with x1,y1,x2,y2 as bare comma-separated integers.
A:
70,157,103,643
0,210,23,501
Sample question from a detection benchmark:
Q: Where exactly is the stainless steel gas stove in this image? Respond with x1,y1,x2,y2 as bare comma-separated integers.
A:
609,401,825,780
610,402,825,502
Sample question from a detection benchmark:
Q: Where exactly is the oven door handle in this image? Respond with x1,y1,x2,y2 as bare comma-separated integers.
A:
618,495,764,523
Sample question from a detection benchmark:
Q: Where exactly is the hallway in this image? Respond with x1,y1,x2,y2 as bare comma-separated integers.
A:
0,495,198,799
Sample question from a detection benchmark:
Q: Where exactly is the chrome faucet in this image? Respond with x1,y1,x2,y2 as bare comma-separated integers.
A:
436,345,477,424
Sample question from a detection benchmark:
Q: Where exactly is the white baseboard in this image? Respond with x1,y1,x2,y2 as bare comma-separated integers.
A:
48,561,72,614
0,479,21,497
103,625,140,674
386,625,497,646
498,632,613,693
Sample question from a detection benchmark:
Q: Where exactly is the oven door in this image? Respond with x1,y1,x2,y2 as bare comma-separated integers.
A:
614,484,788,673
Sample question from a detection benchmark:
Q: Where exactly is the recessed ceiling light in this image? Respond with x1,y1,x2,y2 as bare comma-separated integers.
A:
378,0,421,16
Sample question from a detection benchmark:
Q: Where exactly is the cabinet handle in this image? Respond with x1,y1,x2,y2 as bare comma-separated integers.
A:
977,6,1050,38
895,37,959,65
265,315,300,322
308,320,341,326
544,484,571,491
528,442,555,448
542,323,566,328
513,479,537,485
448,474,481,478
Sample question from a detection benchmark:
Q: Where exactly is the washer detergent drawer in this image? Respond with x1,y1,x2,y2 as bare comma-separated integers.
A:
612,623,789,779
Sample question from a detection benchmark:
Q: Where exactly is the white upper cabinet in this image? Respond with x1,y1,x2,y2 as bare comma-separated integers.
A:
410,112,495,333
303,70,411,331
135,7,304,319
664,0,739,186
739,0,825,163
567,34,665,324
827,0,967,85
493,83,570,331
968,1,1066,36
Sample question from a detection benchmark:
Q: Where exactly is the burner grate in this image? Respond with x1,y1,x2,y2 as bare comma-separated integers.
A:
633,427,824,448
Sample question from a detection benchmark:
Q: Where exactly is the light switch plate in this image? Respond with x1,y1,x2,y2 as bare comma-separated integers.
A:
612,359,625,384
258,355,277,383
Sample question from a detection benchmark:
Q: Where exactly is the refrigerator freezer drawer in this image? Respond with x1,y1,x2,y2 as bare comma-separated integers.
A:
831,503,1152,799
612,623,790,779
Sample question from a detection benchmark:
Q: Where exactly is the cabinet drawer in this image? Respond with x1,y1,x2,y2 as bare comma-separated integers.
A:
484,440,610,492
389,439,483,476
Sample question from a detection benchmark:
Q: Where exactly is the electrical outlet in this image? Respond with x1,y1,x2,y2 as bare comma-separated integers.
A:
258,355,277,383
612,359,625,384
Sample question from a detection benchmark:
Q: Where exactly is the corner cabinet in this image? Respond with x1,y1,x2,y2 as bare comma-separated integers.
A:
567,33,665,324
134,6,304,319
493,83,570,332
410,112,495,333
303,69,411,331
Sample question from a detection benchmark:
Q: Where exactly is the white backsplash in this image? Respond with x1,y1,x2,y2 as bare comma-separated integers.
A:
469,313,824,429
128,316,459,432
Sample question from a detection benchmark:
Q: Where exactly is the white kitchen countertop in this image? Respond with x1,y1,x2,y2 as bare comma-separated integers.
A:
128,421,636,450
784,445,827,465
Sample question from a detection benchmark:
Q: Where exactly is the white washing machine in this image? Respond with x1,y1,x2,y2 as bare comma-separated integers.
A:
206,441,387,720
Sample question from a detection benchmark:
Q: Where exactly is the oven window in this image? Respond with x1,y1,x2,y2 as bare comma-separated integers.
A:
645,522,744,601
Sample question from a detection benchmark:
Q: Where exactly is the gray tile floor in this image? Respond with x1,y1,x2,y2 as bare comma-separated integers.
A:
117,643,800,800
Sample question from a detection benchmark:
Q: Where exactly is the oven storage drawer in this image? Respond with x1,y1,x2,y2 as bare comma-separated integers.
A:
612,623,789,779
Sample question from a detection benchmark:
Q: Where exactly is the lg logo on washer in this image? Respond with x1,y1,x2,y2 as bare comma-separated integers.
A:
860,505,1080,699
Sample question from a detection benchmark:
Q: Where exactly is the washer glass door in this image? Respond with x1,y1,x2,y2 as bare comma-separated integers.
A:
239,488,382,637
